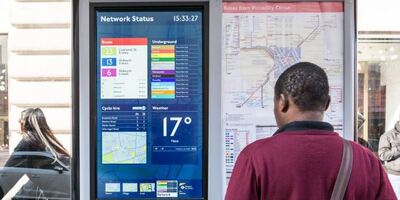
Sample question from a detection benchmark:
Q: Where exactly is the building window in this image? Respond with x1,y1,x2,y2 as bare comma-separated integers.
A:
357,32,400,153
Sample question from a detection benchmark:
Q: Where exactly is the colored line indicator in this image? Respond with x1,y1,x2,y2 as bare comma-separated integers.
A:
102,68,117,77
101,58,117,67
101,47,117,56
151,45,176,99
152,53,175,59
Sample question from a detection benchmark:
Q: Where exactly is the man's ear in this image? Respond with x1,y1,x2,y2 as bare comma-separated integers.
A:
280,94,289,113
324,95,331,111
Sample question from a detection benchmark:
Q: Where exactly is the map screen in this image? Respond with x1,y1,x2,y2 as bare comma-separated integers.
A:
95,8,204,199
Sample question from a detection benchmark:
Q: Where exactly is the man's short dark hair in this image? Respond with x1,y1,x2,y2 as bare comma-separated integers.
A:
274,62,330,112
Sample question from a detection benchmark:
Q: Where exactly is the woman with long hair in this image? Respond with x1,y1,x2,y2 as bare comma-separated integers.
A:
15,108,70,164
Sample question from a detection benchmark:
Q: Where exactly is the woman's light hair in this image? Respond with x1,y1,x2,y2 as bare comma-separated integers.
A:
19,108,70,163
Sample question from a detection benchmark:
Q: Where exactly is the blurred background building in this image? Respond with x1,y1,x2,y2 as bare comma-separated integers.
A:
0,0,72,162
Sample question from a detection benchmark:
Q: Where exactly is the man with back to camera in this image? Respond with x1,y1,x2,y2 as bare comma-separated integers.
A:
379,117,400,198
225,62,396,200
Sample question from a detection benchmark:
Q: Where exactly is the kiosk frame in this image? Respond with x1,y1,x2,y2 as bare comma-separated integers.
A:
74,0,355,199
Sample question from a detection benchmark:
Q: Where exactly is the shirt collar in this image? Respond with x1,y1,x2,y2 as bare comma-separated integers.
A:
273,121,334,136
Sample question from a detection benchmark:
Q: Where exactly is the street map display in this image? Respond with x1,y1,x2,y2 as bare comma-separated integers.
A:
222,2,344,189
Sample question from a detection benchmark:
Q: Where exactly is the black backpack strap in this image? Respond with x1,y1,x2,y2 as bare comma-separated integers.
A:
330,139,353,200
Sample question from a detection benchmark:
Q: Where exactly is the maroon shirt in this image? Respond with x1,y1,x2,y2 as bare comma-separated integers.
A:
225,121,396,200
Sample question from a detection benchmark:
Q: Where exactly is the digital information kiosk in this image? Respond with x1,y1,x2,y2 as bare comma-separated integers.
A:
90,3,208,199
77,1,355,199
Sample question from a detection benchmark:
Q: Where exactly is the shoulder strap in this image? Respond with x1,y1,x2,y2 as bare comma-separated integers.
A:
330,139,353,200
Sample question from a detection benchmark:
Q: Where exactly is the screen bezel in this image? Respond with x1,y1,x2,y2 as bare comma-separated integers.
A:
89,2,209,199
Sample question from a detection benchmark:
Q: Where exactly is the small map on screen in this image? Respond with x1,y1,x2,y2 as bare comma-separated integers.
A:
102,131,147,164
